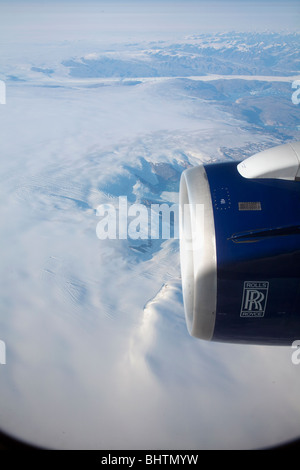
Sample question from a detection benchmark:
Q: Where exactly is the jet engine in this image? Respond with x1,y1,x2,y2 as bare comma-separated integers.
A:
179,141,300,345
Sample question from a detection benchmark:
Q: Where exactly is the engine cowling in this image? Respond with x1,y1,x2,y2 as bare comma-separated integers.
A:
179,141,300,345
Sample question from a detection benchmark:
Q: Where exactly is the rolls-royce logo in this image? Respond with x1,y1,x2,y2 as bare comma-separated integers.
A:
240,281,269,317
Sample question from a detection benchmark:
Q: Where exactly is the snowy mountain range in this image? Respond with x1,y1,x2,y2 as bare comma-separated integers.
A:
61,32,300,78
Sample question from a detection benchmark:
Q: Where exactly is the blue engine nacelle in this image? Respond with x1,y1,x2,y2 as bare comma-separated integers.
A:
179,141,300,345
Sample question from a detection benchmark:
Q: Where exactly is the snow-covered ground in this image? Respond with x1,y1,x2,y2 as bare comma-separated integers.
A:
0,0,300,450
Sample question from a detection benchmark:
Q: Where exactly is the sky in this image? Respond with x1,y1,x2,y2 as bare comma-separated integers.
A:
0,0,299,46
